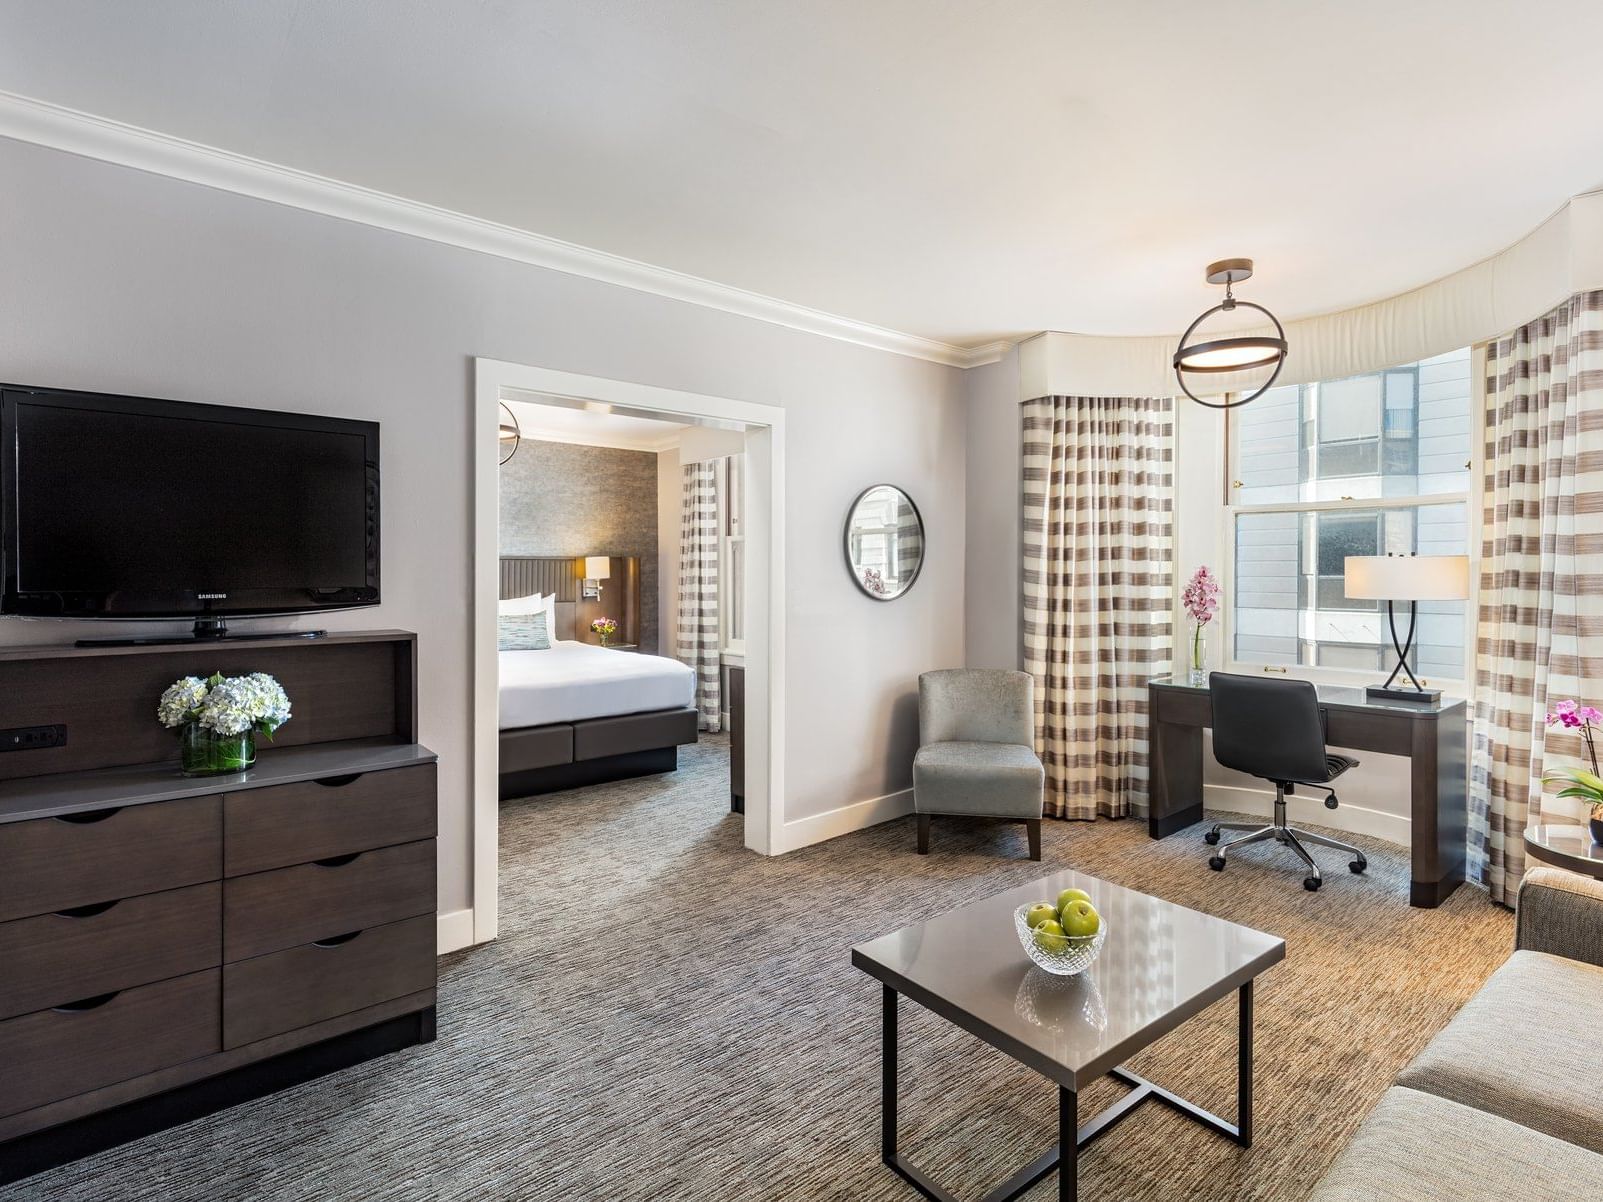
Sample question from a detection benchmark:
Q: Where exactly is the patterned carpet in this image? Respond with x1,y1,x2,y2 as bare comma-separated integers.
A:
5,733,1513,1201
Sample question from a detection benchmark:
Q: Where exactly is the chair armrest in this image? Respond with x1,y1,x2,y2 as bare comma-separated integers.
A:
1515,867,1603,968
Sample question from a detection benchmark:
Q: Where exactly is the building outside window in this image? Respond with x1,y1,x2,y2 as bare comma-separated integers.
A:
1230,348,1471,681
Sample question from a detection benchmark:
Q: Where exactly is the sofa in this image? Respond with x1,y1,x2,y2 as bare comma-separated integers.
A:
1310,867,1603,1199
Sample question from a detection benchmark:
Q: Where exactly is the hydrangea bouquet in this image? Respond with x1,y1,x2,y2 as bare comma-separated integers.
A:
158,671,291,776
1541,698,1603,842
1182,565,1222,683
590,616,618,647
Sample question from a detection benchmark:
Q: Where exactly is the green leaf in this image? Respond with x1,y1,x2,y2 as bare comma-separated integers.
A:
1555,786,1603,802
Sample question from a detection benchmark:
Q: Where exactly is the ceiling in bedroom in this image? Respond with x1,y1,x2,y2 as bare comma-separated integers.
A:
505,400,687,453
3,0,1602,349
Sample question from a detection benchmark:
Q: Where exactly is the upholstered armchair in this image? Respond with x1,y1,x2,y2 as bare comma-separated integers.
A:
913,669,1045,859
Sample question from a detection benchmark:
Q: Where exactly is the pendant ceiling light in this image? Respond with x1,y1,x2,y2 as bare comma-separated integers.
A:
498,401,521,466
1173,258,1288,410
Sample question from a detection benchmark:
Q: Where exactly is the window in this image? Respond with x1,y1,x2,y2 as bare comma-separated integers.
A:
1229,348,1471,681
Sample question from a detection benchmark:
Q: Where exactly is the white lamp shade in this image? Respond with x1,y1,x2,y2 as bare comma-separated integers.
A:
584,556,611,581
1344,555,1469,601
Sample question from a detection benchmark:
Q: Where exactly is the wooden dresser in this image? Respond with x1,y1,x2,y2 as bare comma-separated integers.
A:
0,631,437,1183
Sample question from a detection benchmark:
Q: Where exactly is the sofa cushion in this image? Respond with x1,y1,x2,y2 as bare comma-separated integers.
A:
912,741,1043,819
1396,949,1603,1154
1308,1086,1603,1201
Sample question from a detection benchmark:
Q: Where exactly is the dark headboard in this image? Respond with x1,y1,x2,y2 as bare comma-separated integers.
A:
499,557,580,603
499,556,641,647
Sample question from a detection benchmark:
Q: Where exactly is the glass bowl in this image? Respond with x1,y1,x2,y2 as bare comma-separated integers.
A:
1013,903,1108,976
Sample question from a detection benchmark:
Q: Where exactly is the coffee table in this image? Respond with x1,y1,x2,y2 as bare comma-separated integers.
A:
851,870,1285,1202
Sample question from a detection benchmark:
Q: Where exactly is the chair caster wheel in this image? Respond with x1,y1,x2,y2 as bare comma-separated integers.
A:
1349,860,1367,874
1324,796,1339,810
1208,855,1226,872
1204,830,1220,845
1304,876,1322,891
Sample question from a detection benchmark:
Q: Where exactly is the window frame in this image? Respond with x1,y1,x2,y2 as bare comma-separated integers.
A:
1220,355,1479,692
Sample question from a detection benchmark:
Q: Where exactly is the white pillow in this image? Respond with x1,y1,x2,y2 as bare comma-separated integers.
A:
499,591,547,616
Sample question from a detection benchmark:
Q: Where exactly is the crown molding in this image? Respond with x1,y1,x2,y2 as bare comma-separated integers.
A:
0,89,1010,370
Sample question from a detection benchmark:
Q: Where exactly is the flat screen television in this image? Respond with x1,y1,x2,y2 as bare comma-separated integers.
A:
1,384,379,640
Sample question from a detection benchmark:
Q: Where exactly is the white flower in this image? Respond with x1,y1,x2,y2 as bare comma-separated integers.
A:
168,671,292,738
157,676,209,728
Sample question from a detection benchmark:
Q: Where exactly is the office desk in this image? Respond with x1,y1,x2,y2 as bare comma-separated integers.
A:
1147,676,1468,908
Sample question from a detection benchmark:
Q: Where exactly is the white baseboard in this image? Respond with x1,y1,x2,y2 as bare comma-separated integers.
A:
773,788,913,854
1204,784,1409,848
437,908,477,954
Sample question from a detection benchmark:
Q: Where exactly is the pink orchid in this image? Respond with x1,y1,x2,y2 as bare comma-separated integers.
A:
1182,566,1222,626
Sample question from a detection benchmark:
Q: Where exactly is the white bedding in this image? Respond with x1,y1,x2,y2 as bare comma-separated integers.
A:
498,640,696,729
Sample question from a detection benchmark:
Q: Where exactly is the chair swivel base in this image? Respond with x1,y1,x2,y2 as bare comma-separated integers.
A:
1203,796,1367,892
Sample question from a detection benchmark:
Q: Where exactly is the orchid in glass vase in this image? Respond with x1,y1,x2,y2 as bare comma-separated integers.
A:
157,671,291,777
1541,698,1603,844
1182,566,1222,685
590,616,619,647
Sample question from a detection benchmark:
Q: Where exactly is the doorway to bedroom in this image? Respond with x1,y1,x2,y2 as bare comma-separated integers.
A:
474,362,781,946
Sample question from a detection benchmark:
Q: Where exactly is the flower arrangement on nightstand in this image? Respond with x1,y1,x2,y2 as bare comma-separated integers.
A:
590,616,618,647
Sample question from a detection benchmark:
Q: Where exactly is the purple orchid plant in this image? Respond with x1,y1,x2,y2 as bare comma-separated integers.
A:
1182,566,1222,676
1542,698,1603,818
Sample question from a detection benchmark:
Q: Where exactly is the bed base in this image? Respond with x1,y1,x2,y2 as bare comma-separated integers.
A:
499,706,698,801
501,747,680,799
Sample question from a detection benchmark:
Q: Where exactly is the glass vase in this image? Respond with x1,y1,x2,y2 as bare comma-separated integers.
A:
1188,623,1208,686
180,724,256,777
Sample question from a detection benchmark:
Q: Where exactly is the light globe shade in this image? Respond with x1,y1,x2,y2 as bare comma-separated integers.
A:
1344,555,1469,601
583,556,611,581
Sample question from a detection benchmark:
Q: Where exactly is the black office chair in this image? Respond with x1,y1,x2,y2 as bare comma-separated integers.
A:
1204,672,1368,892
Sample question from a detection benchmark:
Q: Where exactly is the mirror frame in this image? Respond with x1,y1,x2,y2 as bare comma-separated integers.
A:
842,483,925,602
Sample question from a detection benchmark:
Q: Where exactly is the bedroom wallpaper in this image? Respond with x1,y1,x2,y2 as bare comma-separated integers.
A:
499,439,660,652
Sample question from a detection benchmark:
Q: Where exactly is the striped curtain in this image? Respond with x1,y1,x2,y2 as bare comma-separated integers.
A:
1470,291,1603,903
677,461,722,732
1022,395,1175,819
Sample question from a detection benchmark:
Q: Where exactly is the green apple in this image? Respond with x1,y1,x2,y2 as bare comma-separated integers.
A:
1057,887,1092,911
1025,902,1059,929
1032,919,1068,953
1059,899,1100,939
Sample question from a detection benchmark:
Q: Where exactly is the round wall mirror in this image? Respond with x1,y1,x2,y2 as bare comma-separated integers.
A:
844,484,924,601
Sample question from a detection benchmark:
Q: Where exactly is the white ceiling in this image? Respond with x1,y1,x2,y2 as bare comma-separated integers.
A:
505,399,687,452
3,0,1602,348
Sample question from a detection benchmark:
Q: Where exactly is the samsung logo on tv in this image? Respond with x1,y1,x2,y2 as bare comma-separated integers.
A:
196,592,228,600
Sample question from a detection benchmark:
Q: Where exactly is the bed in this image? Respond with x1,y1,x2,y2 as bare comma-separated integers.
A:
498,555,698,799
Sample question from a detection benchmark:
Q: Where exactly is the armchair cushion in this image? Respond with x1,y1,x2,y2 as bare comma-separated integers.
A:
913,741,1044,819
1308,1086,1603,1201
1396,949,1603,1155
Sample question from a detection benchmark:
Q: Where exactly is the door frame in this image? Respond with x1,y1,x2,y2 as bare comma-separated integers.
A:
471,358,786,944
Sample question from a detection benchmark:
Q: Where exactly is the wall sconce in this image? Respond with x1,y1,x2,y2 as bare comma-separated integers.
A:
582,556,610,600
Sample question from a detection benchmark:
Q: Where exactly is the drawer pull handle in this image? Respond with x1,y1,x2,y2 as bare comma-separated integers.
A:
54,806,124,825
55,899,121,918
53,991,121,1013
313,930,363,947
314,773,364,788
313,852,362,868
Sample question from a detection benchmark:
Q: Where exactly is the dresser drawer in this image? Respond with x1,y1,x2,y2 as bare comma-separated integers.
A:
224,764,436,876
224,840,435,962
0,969,221,1119
223,914,435,1049
0,882,221,1020
0,796,222,922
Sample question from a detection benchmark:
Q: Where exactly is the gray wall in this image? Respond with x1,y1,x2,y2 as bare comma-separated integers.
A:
962,347,1022,669
0,136,967,920
500,439,659,652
